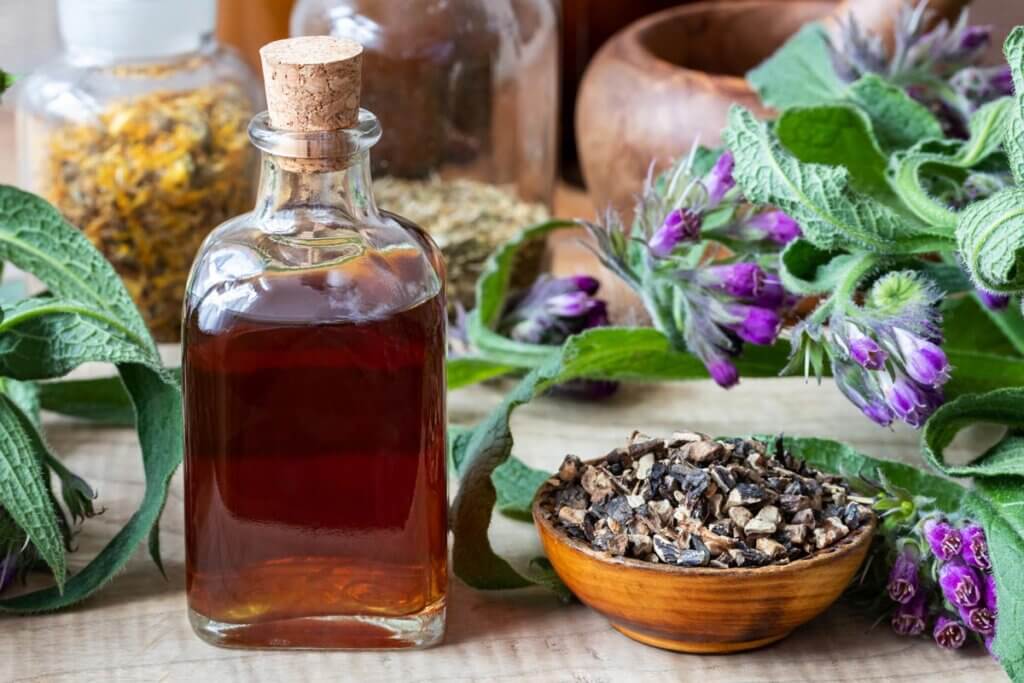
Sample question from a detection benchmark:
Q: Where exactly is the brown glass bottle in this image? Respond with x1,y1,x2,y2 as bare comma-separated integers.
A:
182,37,448,649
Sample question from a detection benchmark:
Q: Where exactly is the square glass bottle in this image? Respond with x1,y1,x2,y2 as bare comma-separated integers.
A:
182,37,448,649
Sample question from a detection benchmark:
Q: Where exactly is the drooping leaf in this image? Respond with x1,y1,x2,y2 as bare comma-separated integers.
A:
0,395,67,590
1005,27,1024,184
2,379,40,425
746,23,846,109
775,105,891,198
724,106,950,254
37,376,137,427
846,74,943,152
891,99,1013,232
447,357,517,391
492,456,550,522
957,187,1024,294
922,388,1024,478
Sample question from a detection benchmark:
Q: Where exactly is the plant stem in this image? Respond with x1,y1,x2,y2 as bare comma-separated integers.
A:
833,253,883,315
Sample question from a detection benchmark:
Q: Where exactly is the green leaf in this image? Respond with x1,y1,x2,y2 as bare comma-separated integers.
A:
37,376,137,426
447,357,517,391
921,390,1024,679
2,379,40,425
922,388,1024,478
944,348,1024,397
0,69,13,95
0,395,67,589
724,106,950,254
943,295,1022,358
975,296,1024,356
891,99,1013,232
957,186,1024,294
1004,27,1024,184
746,23,846,109
846,74,943,152
0,186,151,347
776,435,968,512
492,457,550,522
775,105,891,198
779,239,859,296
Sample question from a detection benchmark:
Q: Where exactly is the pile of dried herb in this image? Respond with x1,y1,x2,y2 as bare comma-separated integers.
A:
540,432,873,568
374,176,548,308
39,83,256,341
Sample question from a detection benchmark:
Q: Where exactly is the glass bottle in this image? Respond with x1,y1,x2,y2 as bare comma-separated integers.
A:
182,36,448,650
290,0,558,310
14,0,262,342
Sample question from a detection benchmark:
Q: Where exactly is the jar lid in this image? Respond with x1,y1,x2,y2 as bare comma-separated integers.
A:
57,0,216,61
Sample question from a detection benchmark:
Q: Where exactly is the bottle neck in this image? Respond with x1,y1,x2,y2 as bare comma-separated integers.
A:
254,151,379,231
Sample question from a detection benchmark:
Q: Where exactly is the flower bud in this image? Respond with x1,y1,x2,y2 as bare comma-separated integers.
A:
546,291,597,318
707,357,739,389
978,288,1010,311
887,548,921,604
698,263,766,299
933,615,968,650
846,326,888,370
649,208,701,258
892,328,950,388
745,210,802,245
726,305,780,346
939,561,982,608
891,592,928,636
704,151,736,208
569,275,601,296
924,518,963,561
751,273,786,309
960,524,991,571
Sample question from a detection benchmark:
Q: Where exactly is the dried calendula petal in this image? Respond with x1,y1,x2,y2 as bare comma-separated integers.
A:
40,83,256,341
542,432,872,567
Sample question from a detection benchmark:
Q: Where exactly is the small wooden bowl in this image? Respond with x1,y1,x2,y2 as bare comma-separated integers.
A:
532,475,876,654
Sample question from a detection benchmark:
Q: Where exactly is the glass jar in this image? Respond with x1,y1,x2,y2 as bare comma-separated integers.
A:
291,0,558,308
182,37,448,649
15,0,263,341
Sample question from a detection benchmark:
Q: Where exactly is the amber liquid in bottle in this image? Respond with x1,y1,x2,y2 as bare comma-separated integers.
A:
184,252,447,648
183,37,448,649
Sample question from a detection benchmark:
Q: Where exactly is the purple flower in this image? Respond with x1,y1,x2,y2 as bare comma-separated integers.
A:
569,275,600,296
933,615,968,650
546,291,598,318
892,328,950,388
698,263,766,299
833,358,894,427
924,518,963,561
961,524,991,571
884,377,929,425
892,592,928,636
649,208,701,258
887,548,921,604
726,305,780,345
991,65,1014,96
958,25,991,53
846,327,888,370
704,151,736,208
978,288,1010,311
751,274,786,309
745,210,802,245
961,604,997,636
707,356,739,389
939,561,982,608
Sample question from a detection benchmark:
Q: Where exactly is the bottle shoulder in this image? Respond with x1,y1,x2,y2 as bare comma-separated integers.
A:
186,208,445,334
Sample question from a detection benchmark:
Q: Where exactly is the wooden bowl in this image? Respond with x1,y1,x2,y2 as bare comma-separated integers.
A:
575,0,968,218
532,476,876,654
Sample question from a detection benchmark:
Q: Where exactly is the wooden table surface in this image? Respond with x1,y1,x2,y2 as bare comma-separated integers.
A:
0,111,1007,682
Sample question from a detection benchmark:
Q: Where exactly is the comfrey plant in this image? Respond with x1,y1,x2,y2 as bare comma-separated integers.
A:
584,148,798,387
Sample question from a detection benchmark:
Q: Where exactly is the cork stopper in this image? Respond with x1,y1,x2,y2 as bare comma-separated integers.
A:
260,36,363,132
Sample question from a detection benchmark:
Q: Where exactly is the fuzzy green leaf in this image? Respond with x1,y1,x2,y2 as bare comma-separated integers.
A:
1005,27,1024,184
746,23,846,109
492,457,550,522
943,295,1022,358
38,376,137,426
775,105,891,198
0,186,151,347
846,75,943,152
0,395,66,589
921,389,1024,678
779,239,860,296
891,98,1013,231
447,357,517,391
0,70,13,95
957,186,1024,294
724,106,949,254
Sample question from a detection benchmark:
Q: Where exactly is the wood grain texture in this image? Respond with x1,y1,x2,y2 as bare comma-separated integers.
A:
0,374,1007,682
534,479,875,653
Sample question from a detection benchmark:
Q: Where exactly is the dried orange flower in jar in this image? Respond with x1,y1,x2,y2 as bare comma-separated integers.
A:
42,84,256,341
14,0,261,342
